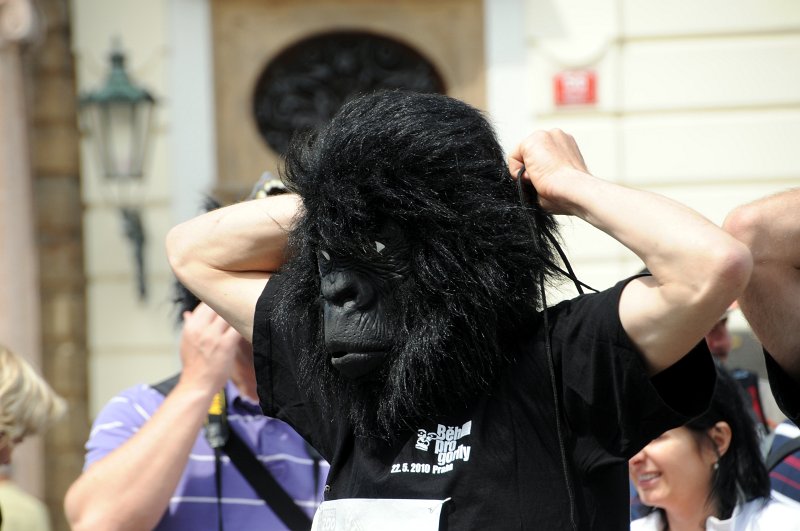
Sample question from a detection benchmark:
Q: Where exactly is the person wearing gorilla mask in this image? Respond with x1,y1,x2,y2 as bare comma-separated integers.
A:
167,91,752,530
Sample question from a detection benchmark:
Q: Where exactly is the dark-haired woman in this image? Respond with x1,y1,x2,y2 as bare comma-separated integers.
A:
630,368,800,530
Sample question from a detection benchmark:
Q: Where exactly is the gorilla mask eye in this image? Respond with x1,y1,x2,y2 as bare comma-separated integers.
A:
317,250,333,275
374,241,386,254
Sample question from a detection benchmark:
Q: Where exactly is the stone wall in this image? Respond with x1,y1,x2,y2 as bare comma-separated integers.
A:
27,0,87,529
212,0,486,195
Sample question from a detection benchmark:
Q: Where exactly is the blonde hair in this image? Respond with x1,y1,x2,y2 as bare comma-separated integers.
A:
0,345,66,445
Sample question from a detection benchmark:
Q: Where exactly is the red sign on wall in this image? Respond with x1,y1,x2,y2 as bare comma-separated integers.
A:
553,70,597,106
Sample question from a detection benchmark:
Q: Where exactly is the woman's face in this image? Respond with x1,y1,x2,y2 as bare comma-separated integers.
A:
629,426,717,513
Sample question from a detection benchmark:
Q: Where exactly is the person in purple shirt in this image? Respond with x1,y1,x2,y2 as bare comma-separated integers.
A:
64,294,327,530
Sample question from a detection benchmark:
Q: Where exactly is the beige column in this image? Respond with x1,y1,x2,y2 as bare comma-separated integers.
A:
0,0,44,496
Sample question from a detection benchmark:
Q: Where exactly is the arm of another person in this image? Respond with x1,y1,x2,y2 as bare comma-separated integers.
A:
723,188,800,380
509,130,752,375
64,304,246,531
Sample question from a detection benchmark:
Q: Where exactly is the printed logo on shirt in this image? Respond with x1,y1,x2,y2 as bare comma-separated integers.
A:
391,421,472,476
319,507,337,531
317,506,367,531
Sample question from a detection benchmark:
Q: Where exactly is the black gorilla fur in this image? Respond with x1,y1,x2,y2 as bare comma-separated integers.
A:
275,90,564,439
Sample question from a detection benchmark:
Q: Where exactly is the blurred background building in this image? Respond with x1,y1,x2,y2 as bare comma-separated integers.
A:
1,0,798,528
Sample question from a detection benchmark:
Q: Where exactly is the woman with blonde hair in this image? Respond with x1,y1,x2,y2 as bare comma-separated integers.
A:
0,345,65,465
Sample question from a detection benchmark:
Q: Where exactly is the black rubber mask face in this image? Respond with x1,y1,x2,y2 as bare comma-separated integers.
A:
317,223,410,380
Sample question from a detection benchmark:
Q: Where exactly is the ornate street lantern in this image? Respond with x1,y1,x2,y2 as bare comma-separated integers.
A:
79,44,156,300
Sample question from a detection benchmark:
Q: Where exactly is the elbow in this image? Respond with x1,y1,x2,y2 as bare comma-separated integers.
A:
69,517,100,531
65,498,146,531
64,488,94,531
69,515,129,531
706,237,753,303
64,486,107,531
165,224,191,283
723,203,763,256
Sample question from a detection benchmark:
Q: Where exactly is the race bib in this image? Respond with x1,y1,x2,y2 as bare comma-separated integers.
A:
310,497,450,531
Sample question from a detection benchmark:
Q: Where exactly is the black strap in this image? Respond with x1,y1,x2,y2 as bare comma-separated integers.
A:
767,436,800,471
151,374,312,530
214,448,224,531
223,427,312,530
152,373,181,396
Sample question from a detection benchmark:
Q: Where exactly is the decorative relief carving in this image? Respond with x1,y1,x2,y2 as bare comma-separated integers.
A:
253,31,444,155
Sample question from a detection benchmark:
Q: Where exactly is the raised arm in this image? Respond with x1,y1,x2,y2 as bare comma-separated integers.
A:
166,193,301,341
723,188,800,379
509,130,752,375
64,304,248,531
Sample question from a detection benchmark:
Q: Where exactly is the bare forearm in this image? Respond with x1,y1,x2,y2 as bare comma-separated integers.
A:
561,169,748,294
724,188,800,376
509,130,751,374
168,194,300,275
166,193,301,339
64,383,215,531
557,169,751,372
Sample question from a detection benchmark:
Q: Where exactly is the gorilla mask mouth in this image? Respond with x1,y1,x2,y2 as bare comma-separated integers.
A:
330,350,390,380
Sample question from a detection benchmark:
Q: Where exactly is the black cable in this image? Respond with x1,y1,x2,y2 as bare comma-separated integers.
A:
214,448,224,531
516,166,578,531
514,168,596,295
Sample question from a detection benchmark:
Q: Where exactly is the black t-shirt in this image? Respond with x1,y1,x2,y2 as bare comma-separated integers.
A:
253,275,714,530
764,350,800,424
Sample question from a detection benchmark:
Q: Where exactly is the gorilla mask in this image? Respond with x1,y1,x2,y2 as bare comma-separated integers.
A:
318,221,411,380
274,90,561,439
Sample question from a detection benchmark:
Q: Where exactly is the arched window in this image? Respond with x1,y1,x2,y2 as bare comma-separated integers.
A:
253,31,445,155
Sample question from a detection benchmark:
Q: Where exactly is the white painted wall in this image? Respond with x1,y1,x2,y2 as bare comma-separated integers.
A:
504,0,800,295
72,0,216,415
168,0,216,225
484,0,534,156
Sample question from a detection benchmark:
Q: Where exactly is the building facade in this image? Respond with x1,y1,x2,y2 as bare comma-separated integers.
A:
1,0,797,529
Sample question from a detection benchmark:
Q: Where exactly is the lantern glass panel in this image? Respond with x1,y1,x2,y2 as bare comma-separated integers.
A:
83,99,153,207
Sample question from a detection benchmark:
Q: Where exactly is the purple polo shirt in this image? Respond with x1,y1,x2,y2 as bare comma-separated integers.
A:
85,380,328,530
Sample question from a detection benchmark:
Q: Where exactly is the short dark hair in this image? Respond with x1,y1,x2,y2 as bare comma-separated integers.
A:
642,367,770,523
684,366,770,517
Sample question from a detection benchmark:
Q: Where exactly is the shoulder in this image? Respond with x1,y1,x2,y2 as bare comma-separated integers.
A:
548,276,638,332
774,419,800,441
0,483,50,529
88,384,166,442
255,273,283,318
550,276,633,315
253,274,286,350
542,276,645,357
95,383,165,420
83,383,169,468
735,498,800,529
0,482,48,512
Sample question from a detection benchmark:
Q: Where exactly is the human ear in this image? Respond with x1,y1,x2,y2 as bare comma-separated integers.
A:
707,421,732,458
